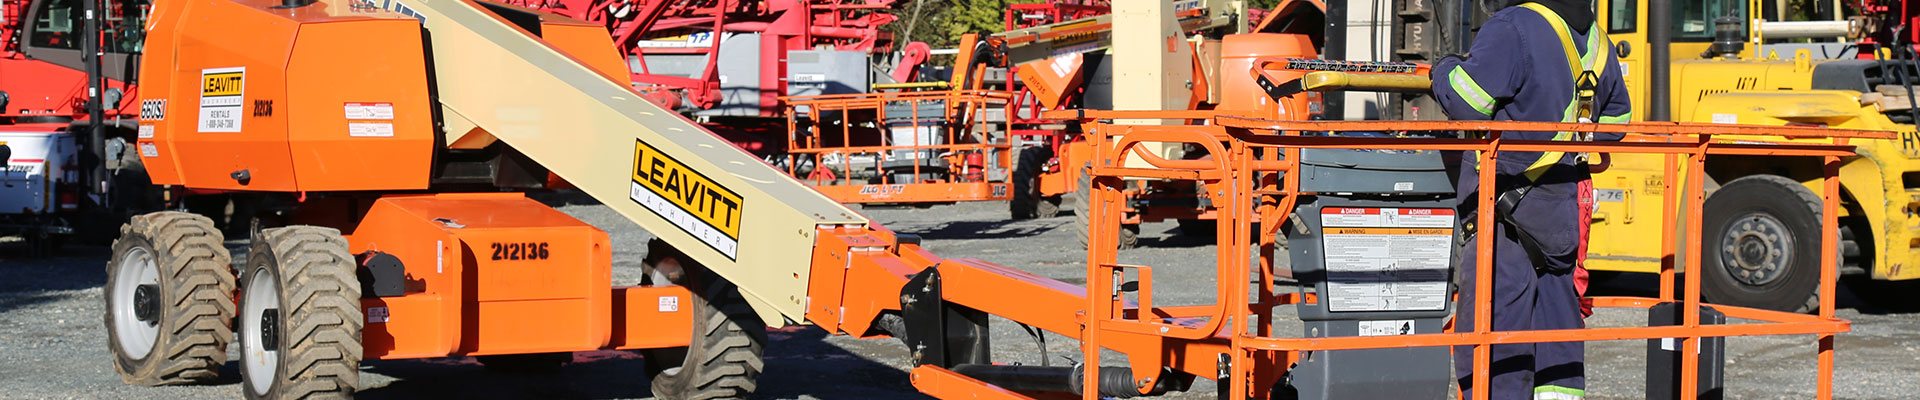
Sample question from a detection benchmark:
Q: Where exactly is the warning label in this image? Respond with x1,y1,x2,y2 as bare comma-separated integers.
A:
1321,207,1454,312
197,67,244,132
1358,319,1416,336
344,102,395,120
630,140,744,259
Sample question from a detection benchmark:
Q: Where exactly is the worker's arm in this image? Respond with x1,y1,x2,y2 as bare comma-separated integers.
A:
1428,13,1527,122
1592,45,1630,141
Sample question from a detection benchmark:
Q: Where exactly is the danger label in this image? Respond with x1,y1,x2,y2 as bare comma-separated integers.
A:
630,140,744,259
1321,207,1454,312
198,67,244,132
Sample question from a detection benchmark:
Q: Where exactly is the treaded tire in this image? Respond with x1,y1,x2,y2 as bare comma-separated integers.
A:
642,251,766,400
1010,147,1042,219
1074,163,1138,250
106,211,234,385
1701,175,1822,313
239,226,362,399
1036,195,1062,219
1010,147,1061,219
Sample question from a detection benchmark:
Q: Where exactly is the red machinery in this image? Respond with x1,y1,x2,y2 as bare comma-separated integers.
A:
0,0,148,253
500,0,898,112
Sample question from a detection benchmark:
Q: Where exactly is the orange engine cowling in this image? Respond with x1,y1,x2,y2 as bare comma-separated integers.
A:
134,0,629,193
1215,33,1319,120
136,0,438,192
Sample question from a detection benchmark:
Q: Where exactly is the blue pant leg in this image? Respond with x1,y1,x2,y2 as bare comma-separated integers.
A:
1532,268,1586,397
1454,223,1539,400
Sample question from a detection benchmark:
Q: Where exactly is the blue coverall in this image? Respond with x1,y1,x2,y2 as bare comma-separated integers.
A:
1428,1,1631,399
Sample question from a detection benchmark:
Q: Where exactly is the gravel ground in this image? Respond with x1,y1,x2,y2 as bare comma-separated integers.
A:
1,197,1915,399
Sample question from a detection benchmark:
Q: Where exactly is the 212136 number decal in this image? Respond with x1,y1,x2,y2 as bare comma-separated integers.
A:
490,242,550,261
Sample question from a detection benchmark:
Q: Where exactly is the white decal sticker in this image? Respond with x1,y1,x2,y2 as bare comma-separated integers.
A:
197,67,245,132
344,102,395,120
1320,207,1455,312
137,124,155,139
138,142,158,157
658,296,681,312
348,122,395,137
1593,188,1625,203
1711,113,1738,124
367,306,390,323
1358,319,1416,336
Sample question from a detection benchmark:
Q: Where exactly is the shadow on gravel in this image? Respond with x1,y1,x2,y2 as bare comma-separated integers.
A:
896,220,1065,240
0,243,109,314
1133,229,1218,249
351,326,918,399
758,327,921,399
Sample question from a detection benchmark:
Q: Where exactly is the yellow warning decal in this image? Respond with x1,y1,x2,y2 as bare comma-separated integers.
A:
629,139,744,259
201,71,244,97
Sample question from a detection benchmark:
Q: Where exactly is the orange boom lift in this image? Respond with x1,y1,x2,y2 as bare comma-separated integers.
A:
101,0,1870,398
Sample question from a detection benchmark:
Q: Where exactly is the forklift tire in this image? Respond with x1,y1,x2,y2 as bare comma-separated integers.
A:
1075,163,1139,250
477,352,573,372
1701,175,1822,313
105,212,234,386
642,256,765,399
239,226,363,400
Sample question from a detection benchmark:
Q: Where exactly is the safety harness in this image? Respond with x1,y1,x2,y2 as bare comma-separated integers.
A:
1479,3,1609,272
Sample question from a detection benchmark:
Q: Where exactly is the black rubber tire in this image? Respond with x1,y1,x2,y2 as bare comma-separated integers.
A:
1010,146,1063,220
240,226,363,400
1700,175,1822,313
477,352,573,372
105,211,234,385
1036,195,1062,219
1010,147,1043,220
641,251,766,399
1074,163,1139,250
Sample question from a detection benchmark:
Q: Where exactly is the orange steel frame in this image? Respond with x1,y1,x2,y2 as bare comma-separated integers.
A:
782,90,1016,204
802,110,1878,399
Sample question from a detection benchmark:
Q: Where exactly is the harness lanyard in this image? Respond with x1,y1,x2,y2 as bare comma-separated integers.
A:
1516,3,1608,181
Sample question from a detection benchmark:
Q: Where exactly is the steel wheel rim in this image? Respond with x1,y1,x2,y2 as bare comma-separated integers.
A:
242,267,281,394
1721,212,1794,287
110,246,161,360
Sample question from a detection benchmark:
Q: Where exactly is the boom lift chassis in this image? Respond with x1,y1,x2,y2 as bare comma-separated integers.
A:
812,114,1873,399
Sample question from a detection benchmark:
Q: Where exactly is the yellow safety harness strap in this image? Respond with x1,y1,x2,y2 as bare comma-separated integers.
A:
1516,3,1608,181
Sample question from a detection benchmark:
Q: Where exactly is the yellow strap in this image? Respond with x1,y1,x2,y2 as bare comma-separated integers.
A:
1515,3,1611,180
1518,3,1585,84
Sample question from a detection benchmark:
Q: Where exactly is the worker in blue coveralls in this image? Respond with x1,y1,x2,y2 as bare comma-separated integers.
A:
1427,0,1632,398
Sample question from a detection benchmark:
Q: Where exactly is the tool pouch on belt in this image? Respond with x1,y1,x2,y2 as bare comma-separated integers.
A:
1493,175,1569,273
1455,167,1581,274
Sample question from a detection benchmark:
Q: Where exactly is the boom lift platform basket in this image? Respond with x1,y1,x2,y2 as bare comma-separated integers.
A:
889,108,1879,399
781,89,1016,204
